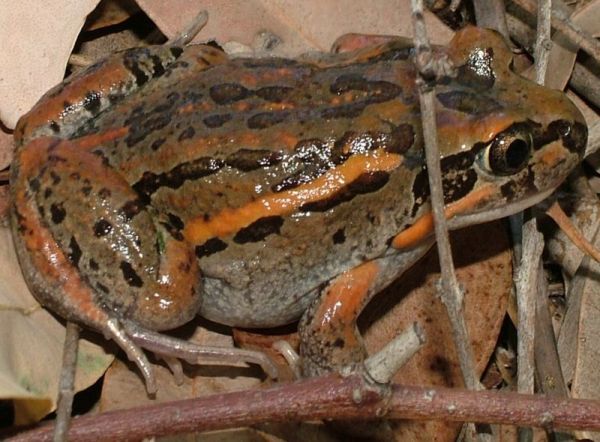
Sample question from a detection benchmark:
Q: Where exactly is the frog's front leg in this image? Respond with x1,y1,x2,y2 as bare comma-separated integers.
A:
299,262,381,377
298,236,433,378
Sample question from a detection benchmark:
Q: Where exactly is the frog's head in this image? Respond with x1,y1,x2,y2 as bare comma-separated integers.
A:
434,26,587,229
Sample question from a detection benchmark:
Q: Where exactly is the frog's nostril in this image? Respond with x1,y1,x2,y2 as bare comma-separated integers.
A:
569,121,588,156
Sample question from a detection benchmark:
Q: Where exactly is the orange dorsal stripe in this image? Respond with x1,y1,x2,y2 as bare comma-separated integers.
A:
184,150,402,245
392,184,495,249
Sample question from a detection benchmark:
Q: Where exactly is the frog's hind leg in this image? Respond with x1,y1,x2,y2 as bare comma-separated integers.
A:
14,43,228,146
12,137,277,391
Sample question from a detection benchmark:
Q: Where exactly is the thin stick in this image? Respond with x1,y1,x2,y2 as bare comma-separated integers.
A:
53,322,80,442
516,218,543,442
408,0,479,393
534,0,553,84
8,375,600,442
546,201,600,264
513,0,600,62
409,3,480,440
515,3,553,439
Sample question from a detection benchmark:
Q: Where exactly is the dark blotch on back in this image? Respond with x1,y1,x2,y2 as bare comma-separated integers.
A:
123,49,151,86
195,237,228,258
301,171,390,212
255,86,293,102
386,124,415,154
226,149,282,171
437,91,501,115
167,213,184,230
83,90,102,114
410,167,429,217
330,73,402,100
132,157,224,199
233,216,284,244
247,111,289,129
333,228,346,244
121,199,143,221
178,126,196,142
93,219,113,237
68,237,82,267
210,83,249,104
50,203,66,224
119,261,143,288
203,113,232,128
151,137,166,151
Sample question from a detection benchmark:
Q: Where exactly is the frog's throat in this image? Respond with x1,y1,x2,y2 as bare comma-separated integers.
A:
448,185,556,229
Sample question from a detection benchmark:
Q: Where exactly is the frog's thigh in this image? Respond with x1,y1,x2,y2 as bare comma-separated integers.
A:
12,137,200,332
15,44,227,143
299,261,379,377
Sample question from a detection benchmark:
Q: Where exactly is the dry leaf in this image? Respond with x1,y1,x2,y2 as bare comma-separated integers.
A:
136,0,453,56
557,254,600,441
0,227,113,424
362,220,511,441
0,129,12,171
84,0,139,32
543,0,600,90
0,0,100,129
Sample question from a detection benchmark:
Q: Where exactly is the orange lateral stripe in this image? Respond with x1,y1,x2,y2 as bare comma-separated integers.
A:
184,150,403,245
392,184,496,249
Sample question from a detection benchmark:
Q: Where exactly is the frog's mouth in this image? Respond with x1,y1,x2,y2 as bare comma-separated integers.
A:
448,185,556,229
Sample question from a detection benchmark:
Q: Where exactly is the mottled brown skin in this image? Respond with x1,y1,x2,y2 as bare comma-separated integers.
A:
11,27,586,377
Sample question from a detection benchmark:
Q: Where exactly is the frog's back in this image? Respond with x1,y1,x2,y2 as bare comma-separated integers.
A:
68,41,427,326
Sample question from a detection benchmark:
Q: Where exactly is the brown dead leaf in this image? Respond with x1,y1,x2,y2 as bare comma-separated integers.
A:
557,251,600,440
0,186,9,221
136,0,453,56
0,0,101,129
543,0,600,91
84,0,140,32
0,227,113,425
360,220,511,441
0,128,13,171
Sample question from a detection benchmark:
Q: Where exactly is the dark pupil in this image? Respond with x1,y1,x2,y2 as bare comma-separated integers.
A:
505,138,529,170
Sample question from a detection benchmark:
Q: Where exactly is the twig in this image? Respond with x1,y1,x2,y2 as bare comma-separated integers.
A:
409,0,479,393
515,220,543,385
546,201,600,264
53,322,80,442
364,322,426,384
512,0,600,62
534,265,569,398
534,0,553,84
410,3,480,440
570,63,600,110
515,3,552,439
8,375,600,442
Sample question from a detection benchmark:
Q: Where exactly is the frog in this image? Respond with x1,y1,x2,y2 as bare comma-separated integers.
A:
10,26,587,389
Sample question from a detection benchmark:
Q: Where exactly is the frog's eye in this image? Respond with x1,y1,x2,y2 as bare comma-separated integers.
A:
480,127,533,176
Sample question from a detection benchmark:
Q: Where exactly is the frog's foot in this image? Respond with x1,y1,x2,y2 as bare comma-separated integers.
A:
107,319,279,393
123,320,280,380
104,318,158,394
299,262,379,378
